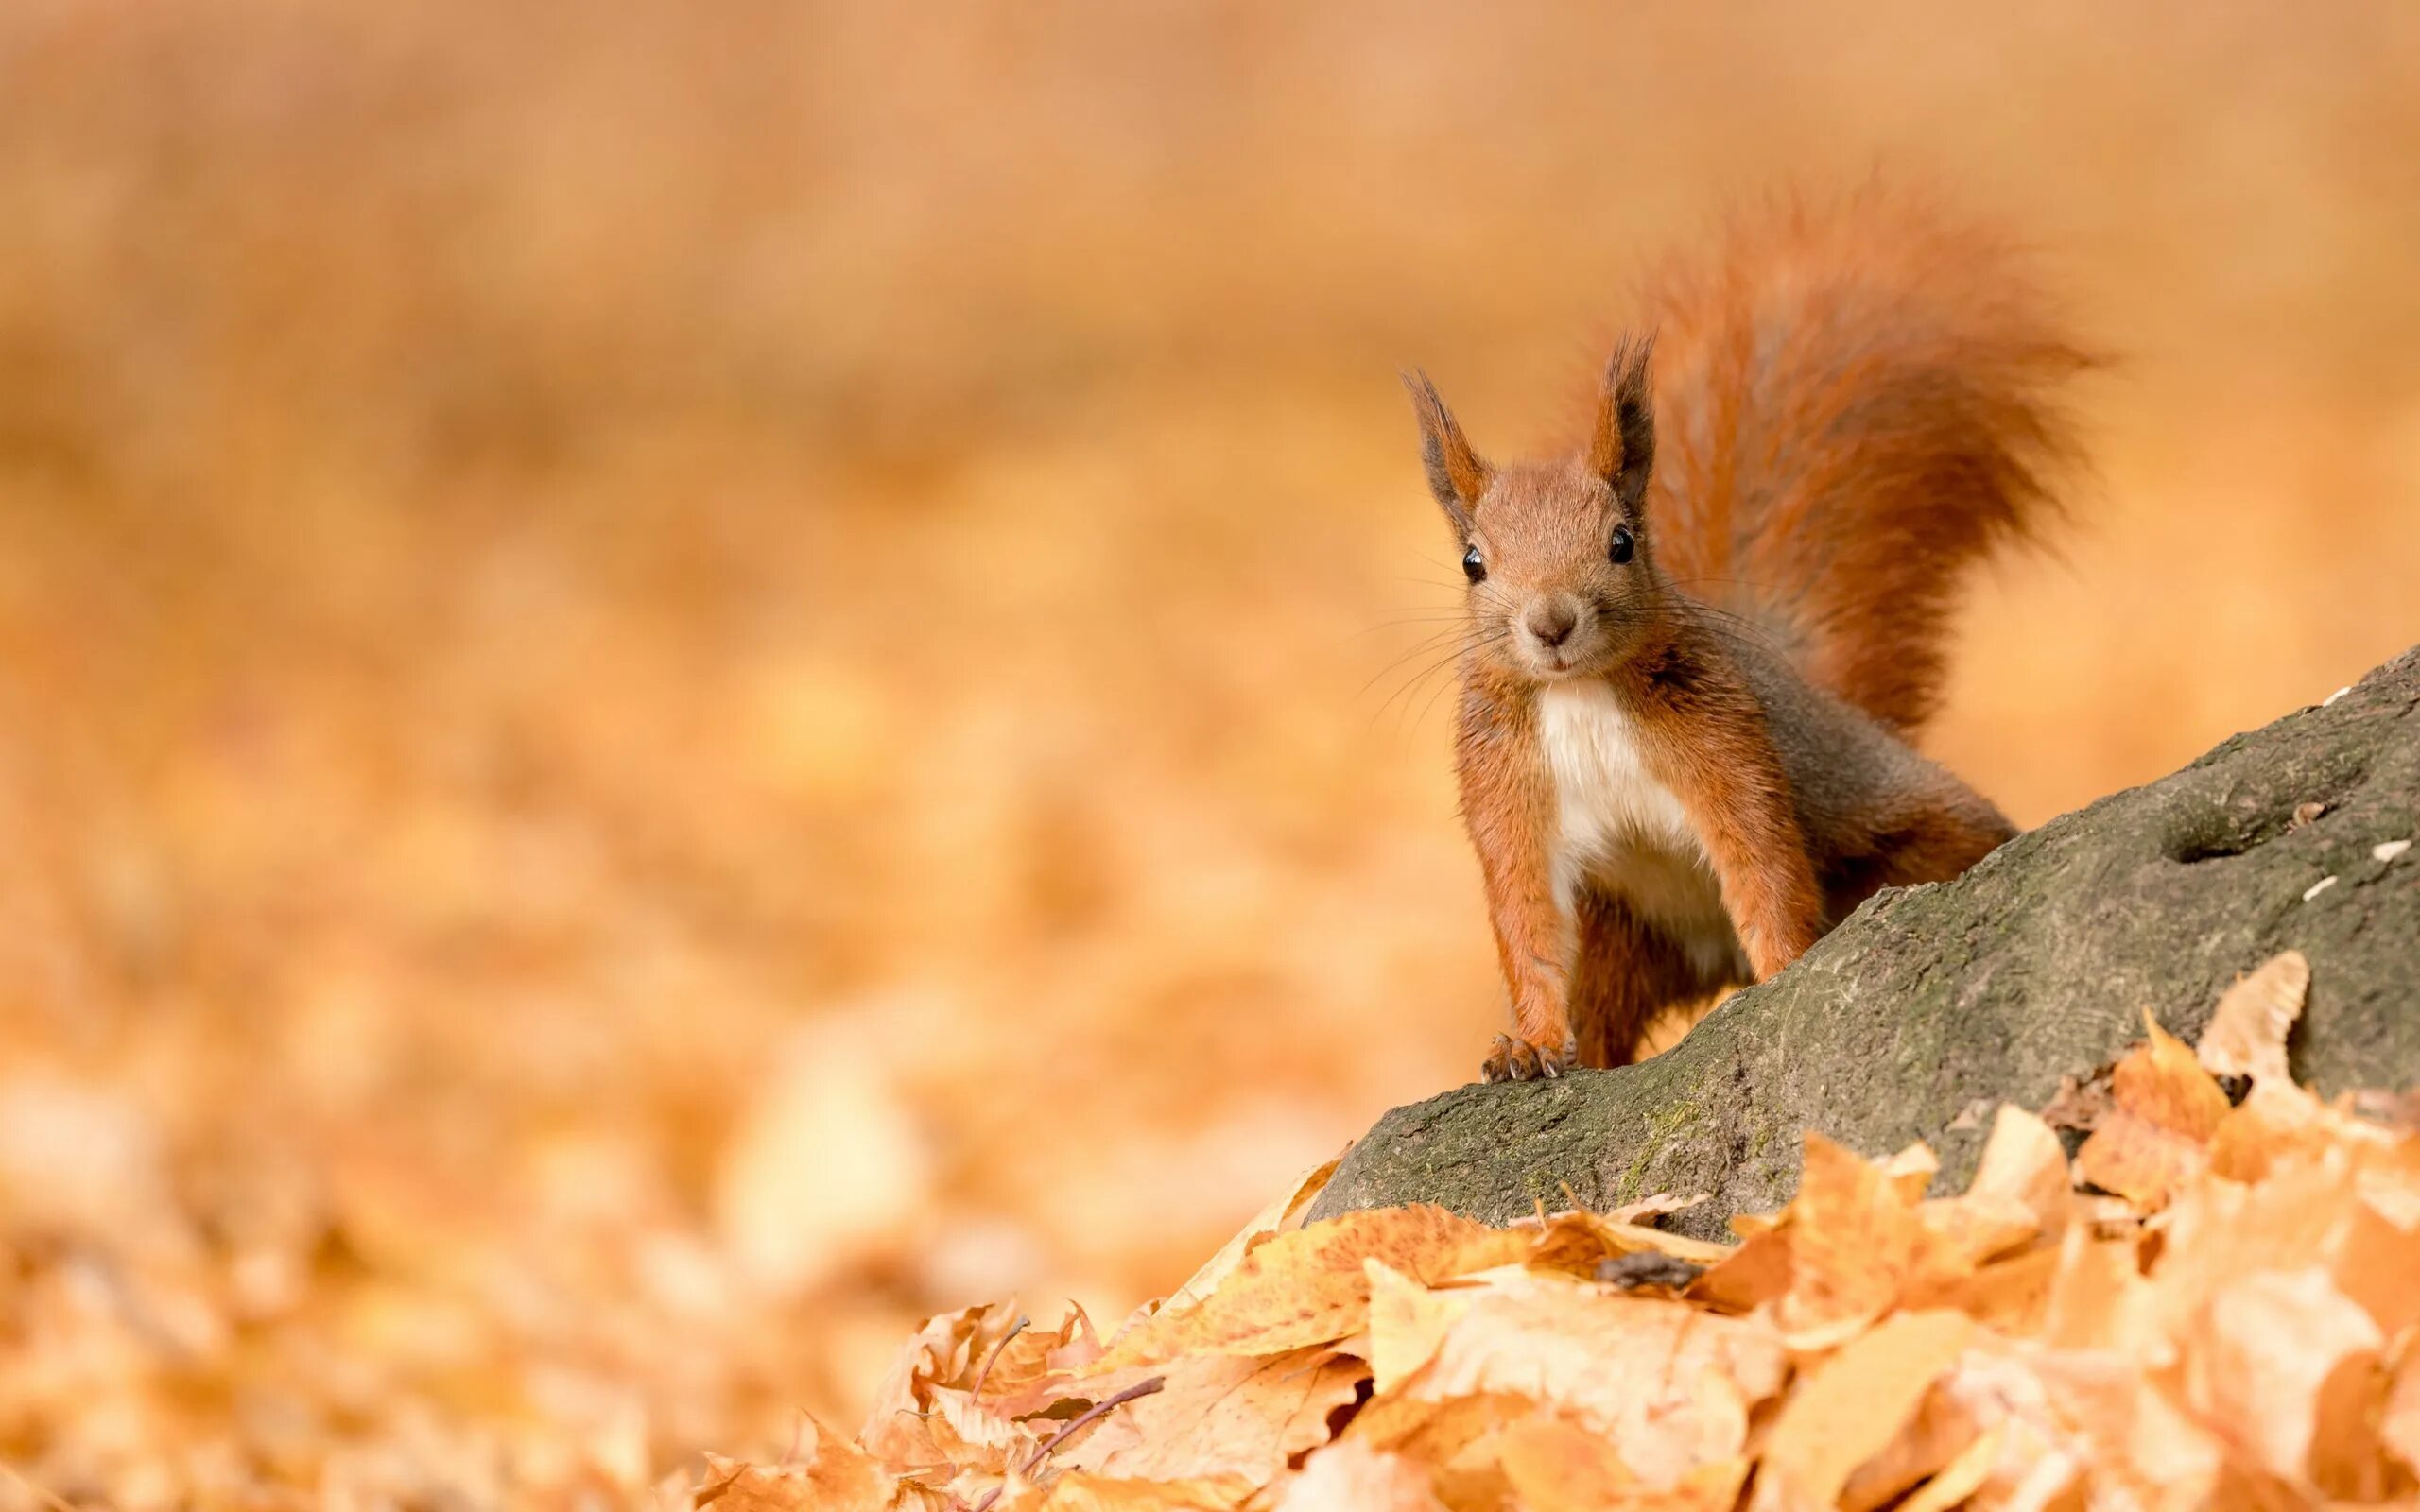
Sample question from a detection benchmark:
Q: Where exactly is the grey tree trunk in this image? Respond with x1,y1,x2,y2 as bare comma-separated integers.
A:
1309,646,2420,1241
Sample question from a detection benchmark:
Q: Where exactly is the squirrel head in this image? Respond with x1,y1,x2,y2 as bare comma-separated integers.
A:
1404,335,1668,684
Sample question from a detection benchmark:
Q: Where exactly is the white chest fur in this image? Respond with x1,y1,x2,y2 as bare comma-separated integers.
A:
1534,681,1746,980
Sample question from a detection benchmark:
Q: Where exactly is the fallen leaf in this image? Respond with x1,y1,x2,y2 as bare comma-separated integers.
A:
1163,1156,1345,1315
1270,1442,1448,1512
2039,1224,2155,1355
1965,1104,2076,1235
2196,951,2308,1086
976,1307,1107,1417
1096,1208,1525,1369
1491,1413,1637,1511
1764,1133,1923,1345
1837,1378,1990,1512
1753,1310,1975,1512
2147,1143,2383,1341
2074,1013,2229,1208
1364,1261,1467,1395
1497,1413,1748,1512
1523,1208,1732,1280
1340,1387,1530,1462
2039,1069,2113,1135
1881,1143,1941,1203
1066,1349,1368,1484
1606,1191,1711,1225
2333,1194,2420,1339
1910,1190,2043,1287
1001,1473,1252,1512
863,1305,1046,1469
2383,1346,2420,1477
698,1431,890,1512
2178,1266,2386,1498
2204,1078,2343,1185
1766,1134,2032,1348
1939,1348,2227,1509
735,972,2420,1512
1893,1422,2006,1512
1923,1244,2059,1335
1687,1228,1793,1314
1368,1264,1785,1486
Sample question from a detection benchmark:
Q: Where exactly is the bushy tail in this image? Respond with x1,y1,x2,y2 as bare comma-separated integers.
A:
1640,187,2092,735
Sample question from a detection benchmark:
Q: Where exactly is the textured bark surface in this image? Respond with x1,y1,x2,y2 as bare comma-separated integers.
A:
1309,646,2420,1241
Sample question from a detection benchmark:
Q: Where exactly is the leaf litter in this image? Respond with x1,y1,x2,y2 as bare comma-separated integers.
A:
735,954,2420,1509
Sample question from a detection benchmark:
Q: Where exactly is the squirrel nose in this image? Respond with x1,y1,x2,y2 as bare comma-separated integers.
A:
1524,599,1579,649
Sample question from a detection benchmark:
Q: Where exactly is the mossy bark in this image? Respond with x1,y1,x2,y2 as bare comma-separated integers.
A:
1309,646,2420,1240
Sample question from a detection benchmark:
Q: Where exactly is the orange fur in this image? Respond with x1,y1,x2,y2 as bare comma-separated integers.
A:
1619,628,1826,979
1639,186,2090,732
1452,668,1575,1080
1410,190,2086,1079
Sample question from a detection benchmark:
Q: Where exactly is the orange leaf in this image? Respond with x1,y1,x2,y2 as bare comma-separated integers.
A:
1522,1208,1731,1279
2178,1267,2388,1498
1096,1207,1525,1369
1686,1227,1792,1314
2334,1194,2420,1340
1779,1133,1983,1348
2383,1347,2420,1478
699,1426,890,1512
2040,1225,2156,1354
978,1307,1109,1418
2205,1080,2338,1184
1163,1156,1345,1315
2074,1013,2229,1209
1271,1441,1448,1511
1752,1310,1975,1512
1496,1413,1748,1512
861,1304,1048,1469
1001,1473,1253,1512
1933,1349,2226,1506
2196,950,2308,1086
1364,1265,1784,1486
1766,1134,1923,1345
1879,1143,1941,1203
1963,1104,2075,1235
1920,1244,2060,1335
1892,1423,2005,1512
1064,1348,1369,1485
1342,1388,1531,1462
1364,1260,1466,1395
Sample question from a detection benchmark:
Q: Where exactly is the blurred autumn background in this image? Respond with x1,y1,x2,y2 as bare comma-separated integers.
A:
2,2,2417,1503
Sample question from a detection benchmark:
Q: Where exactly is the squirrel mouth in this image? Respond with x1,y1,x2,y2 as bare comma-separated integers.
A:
1524,644,1593,679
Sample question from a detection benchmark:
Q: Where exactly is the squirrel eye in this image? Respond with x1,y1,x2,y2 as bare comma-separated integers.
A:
1461,545,1486,584
1608,524,1636,566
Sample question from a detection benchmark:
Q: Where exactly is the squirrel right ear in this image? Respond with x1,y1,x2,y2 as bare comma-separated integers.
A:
1589,334,1657,516
1402,369,1491,536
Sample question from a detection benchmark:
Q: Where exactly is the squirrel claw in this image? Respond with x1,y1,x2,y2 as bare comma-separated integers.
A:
1481,1033,1576,1084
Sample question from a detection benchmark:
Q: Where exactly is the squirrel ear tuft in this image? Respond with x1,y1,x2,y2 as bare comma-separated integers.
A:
1589,334,1657,514
1401,369,1490,534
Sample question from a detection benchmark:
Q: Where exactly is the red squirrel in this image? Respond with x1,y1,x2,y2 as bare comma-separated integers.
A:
1404,191,2090,1081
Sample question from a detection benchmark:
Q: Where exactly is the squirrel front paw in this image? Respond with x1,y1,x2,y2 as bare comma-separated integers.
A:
1480,1032,1577,1084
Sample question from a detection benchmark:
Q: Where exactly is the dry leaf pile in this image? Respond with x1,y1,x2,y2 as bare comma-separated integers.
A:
723,955,2420,1511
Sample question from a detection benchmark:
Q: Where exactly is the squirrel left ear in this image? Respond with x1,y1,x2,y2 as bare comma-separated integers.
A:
1401,369,1492,539
1589,334,1656,515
